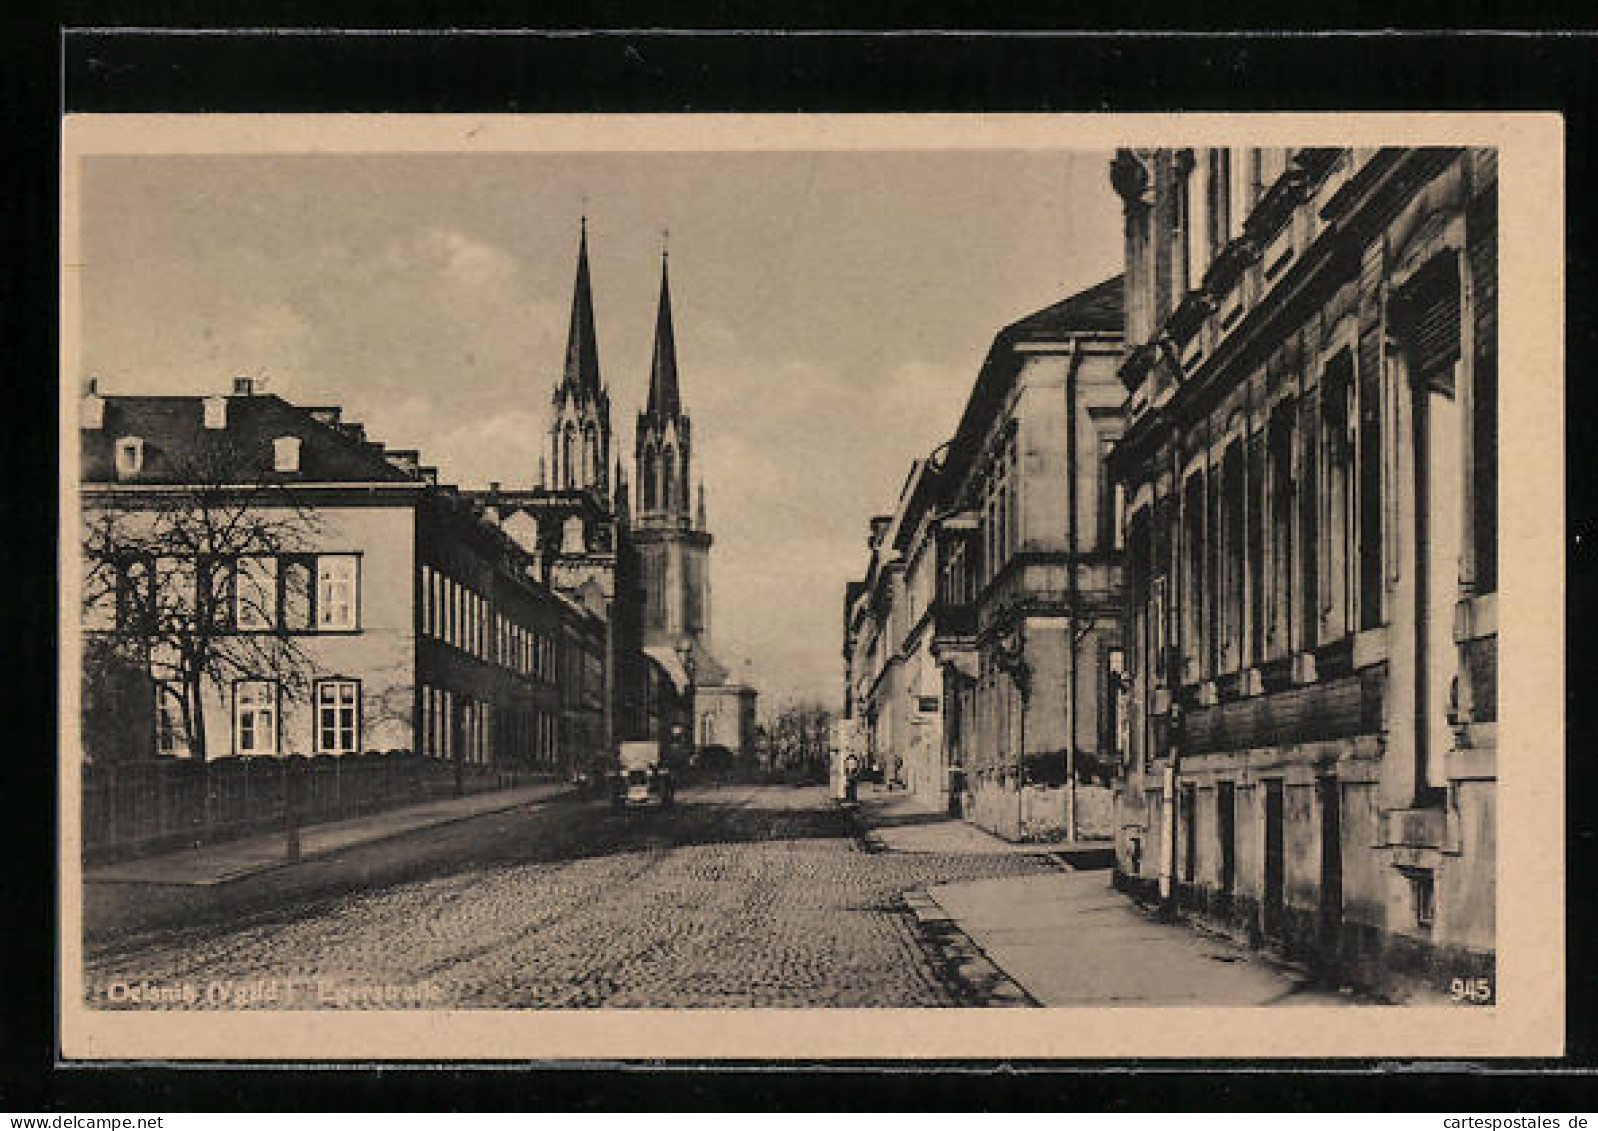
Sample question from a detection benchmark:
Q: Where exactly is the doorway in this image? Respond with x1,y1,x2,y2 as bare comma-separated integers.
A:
1317,775,1344,964
1263,778,1285,942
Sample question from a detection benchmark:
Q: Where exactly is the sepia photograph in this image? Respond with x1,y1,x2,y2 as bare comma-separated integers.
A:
57,113,1564,1061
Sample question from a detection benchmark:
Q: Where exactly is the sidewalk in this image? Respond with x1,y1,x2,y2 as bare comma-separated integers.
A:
84,781,572,887
852,785,1114,862
923,871,1363,1007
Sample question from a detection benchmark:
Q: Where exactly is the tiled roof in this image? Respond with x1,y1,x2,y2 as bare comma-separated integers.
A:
78,393,423,486
999,273,1124,342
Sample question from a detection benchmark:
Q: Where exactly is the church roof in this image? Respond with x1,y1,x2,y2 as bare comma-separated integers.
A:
645,251,682,419
561,220,603,396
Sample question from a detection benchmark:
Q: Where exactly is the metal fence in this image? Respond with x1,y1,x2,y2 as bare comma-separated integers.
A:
81,753,530,862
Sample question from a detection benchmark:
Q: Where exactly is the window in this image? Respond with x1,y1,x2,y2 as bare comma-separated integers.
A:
282,557,315,631
234,680,277,755
1298,395,1321,650
116,555,154,634
583,426,598,486
203,396,227,430
198,556,234,631
156,555,197,629
315,679,360,755
562,424,576,488
662,445,676,511
155,682,190,758
1358,334,1385,628
1267,408,1296,658
433,570,444,640
114,436,144,479
273,435,301,472
421,565,434,637
1180,471,1205,679
1219,443,1245,671
1247,429,1267,663
235,556,278,630
316,555,359,630
1321,353,1356,641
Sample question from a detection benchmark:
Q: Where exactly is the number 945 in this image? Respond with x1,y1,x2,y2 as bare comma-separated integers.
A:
1450,976,1494,1005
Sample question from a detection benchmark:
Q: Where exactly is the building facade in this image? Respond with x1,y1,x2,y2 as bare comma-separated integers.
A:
843,459,946,801
79,381,607,779
1107,147,1497,991
842,277,1126,836
934,277,1127,841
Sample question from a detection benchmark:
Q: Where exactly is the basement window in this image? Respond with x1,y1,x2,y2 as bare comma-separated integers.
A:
1403,868,1436,932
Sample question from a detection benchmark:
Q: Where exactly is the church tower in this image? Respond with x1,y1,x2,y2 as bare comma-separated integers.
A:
633,246,721,681
545,218,611,498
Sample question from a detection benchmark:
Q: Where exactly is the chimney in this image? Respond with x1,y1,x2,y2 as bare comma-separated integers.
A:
233,375,255,396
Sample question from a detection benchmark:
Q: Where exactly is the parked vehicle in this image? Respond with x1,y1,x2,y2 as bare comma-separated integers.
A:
609,740,675,809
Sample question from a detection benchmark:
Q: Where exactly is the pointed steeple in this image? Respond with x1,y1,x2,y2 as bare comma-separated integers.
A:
562,216,602,396
646,244,681,419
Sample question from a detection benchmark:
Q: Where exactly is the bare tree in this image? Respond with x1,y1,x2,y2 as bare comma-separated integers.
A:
765,699,834,780
81,427,327,765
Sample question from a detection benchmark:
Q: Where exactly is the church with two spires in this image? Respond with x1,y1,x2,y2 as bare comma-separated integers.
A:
480,221,757,768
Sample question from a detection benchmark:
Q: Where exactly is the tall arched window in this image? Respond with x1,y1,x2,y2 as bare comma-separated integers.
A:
582,426,598,488
662,445,676,511
562,424,576,489
643,445,658,510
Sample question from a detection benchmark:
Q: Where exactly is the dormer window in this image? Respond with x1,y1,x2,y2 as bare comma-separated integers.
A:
114,436,144,479
203,396,228,430
273,435,301,473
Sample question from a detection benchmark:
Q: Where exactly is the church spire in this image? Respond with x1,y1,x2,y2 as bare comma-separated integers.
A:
646,244,681,419
562,216,602,396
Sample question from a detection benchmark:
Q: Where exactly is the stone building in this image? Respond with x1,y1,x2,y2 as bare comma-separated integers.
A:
1106,147,1497,992
79,379,607,778
843,457,947,800
934,277,1126,841
842,276,1126,835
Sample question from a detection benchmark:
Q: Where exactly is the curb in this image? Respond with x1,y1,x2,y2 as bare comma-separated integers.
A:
903,887,1037,1008
838,799,1035,1007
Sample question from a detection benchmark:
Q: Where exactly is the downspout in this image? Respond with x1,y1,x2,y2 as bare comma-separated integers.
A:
1065,339,1085,844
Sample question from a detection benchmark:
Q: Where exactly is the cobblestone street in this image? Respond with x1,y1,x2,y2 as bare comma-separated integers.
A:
83,784,1058,1009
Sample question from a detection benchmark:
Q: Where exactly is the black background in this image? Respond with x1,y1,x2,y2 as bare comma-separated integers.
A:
5,10,1597,1111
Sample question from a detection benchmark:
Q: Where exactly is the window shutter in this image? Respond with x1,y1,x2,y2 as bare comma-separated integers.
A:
1403,258,1462,382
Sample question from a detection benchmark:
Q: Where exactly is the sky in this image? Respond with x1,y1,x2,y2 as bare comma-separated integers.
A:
77,148,1124,709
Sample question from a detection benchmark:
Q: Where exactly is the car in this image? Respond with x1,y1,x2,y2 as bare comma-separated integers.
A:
609,740,676,809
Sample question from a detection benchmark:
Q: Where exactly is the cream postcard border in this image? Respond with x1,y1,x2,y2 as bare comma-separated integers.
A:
58,112,1565,1060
